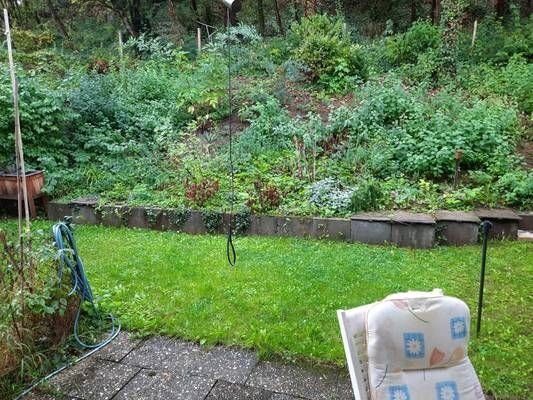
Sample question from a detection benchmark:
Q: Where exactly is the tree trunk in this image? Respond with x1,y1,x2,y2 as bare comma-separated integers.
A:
190,0,198,15
46,0,70,39
273,0,285,35
432,0,441,24
495,0,506,17
257,0,265,34
410,0,417,23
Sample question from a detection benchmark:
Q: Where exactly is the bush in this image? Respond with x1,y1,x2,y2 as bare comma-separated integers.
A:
289,14,367,92
309,178,353,215
342,79,520,179
385,20,442,66
460,54,533,114
0,67,76,179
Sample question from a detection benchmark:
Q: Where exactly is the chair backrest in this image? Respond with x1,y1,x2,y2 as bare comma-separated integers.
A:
338,289,485,400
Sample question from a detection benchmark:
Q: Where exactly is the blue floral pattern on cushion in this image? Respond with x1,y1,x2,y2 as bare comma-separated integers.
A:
436,380,459,400
403,332,425,359
450,317,467,339
388,384,411,400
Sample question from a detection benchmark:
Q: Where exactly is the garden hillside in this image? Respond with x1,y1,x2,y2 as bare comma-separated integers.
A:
0,2,532,218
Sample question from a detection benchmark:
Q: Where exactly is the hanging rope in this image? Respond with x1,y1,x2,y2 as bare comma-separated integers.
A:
226,6,236,267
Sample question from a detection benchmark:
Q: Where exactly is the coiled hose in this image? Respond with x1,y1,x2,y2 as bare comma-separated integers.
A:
14,218,120,399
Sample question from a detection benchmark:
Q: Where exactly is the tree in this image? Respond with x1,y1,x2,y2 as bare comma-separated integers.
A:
432,0,441,24
257,0,265,34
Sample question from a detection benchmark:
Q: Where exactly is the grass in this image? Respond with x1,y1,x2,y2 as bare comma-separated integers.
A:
1,220,532,398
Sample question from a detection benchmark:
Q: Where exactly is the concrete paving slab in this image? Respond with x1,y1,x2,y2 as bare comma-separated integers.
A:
113,369,214,400
191,345,259,384
94,332,142,363
269,395,304,400
50,358,139,400
247,361,345,400
204,380,273,400
121,336,207,373
22,393,77,400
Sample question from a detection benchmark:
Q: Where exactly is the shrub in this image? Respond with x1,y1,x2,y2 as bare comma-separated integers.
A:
185,179,220,207
309,178,353,214
350,178,384,212
289,14,367,91
385,20,442,66
460,54,533,114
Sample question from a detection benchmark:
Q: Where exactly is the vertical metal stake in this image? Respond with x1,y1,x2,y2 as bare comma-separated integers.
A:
476,220,492,337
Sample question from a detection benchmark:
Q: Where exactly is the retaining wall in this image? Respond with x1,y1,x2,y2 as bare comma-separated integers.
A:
46,201,524,249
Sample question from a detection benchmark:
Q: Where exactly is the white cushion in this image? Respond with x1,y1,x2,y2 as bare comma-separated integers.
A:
370,359,485,400
365,290,484,400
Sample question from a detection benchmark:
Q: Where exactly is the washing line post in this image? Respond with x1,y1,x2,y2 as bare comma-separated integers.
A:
197,27,202,55
3,8,30,233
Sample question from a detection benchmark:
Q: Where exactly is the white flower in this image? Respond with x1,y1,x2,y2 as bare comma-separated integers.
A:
406,338,422,356
393,389,408,400
440,385,457,400
453,320,465,335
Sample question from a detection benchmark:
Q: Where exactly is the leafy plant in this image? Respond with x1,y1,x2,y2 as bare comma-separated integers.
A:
185,179,220,208
289,14,367,91
166,207,191,230
385,20,442,66
201,210,223,233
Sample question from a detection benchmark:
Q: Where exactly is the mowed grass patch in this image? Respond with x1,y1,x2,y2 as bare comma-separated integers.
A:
1,220,531,398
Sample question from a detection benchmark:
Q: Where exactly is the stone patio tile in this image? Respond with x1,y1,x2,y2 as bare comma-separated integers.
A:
50,357,139,400
94,332,142,363
247,361,344,400
191,346,259,383
335,372,355,400
121,336,206,373
204,380,273,400
22,393,77,400
113,369,214,400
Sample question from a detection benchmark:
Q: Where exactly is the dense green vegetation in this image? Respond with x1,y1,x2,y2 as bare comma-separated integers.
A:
0,2,531,217
1,220,531,398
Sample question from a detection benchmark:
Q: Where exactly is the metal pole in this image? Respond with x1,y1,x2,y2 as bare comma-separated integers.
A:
476,220,492,337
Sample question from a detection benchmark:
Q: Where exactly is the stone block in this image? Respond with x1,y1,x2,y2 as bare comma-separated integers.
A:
182,211,207,234
276,217,313,238
390,211,435,248
313,218,351,241
127,207,148,229
100,205,127,227
475,208,521,239
351,213,392,245
71,204,99,225
46,201,72,222
518,212,533,231
249,215,277,236
435,211,480,246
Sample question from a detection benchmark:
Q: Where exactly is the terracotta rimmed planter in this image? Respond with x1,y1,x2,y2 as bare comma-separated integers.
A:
0,170,46,217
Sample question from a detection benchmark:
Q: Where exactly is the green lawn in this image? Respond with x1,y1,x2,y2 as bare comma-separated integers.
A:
2,220,532,398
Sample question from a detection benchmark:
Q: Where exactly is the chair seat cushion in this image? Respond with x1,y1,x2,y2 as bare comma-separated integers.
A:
370,359,484,400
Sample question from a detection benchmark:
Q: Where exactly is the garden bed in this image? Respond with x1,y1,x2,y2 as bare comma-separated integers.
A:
46,200,525,248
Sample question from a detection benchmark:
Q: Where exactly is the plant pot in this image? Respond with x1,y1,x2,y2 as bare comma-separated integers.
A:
0,170,45,197
0,170,46,217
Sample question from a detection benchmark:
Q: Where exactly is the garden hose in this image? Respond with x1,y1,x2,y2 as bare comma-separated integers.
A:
13,219,121,400
53,218,120,348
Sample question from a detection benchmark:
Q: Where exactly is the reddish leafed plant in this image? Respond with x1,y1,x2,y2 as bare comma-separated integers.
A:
185,179,220,207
